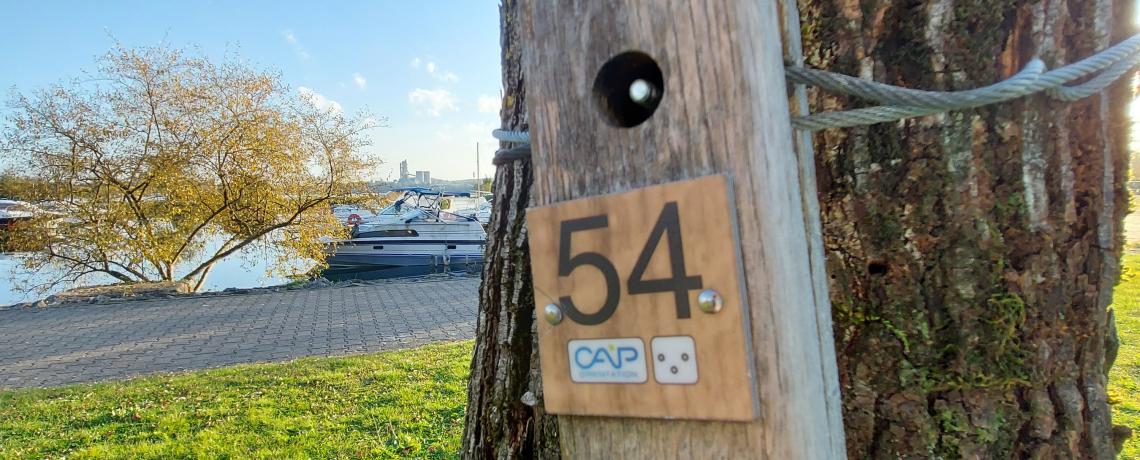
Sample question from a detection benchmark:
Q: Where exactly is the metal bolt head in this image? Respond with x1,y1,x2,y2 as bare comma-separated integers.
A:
629,79,654,103
697,289,722,314
544,303,564,325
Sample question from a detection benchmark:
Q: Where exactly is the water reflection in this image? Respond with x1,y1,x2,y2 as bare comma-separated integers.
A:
320,263,482,282
1,249,483,306
0,251,295,306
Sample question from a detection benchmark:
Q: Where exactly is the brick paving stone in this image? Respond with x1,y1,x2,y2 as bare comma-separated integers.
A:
0,278,479,389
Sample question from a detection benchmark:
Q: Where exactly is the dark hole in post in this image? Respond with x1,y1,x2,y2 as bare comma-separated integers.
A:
868,261,889,276
592,51,664,128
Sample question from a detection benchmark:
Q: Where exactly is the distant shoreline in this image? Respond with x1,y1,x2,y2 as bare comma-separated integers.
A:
0,273,477,310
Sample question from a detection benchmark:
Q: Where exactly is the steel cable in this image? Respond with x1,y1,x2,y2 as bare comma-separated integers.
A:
491,33,1140,153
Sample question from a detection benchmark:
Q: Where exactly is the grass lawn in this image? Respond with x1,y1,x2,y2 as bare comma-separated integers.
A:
1112,254,1140,458
1,257,1138,459
0,341,472,459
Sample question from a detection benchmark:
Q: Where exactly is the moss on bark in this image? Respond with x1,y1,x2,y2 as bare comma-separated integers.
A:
800,0,1133,457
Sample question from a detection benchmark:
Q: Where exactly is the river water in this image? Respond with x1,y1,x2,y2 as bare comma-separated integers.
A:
0,249,481,307
0,249,304,306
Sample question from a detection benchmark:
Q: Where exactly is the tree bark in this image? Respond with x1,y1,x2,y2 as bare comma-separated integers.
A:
464,0,1133,457
797,0,1134,457
460,0,560,458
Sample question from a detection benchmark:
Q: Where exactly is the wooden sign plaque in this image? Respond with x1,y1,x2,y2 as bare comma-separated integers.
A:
528,174,758,421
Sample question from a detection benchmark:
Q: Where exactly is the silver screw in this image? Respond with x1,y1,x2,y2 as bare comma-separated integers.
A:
544,303,564,325
629,79,656,105
697,289,722,314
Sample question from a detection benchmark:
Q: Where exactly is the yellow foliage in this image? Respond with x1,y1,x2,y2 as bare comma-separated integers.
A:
0,43,384,293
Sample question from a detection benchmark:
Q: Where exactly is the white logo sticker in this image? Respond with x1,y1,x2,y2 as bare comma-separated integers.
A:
567,338,648,383
651,335,699,384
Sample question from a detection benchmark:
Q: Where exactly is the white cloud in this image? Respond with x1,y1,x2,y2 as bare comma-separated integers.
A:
353,73,367,90
298,87,343,114
465,123,502,154
465,122,494,140
409,58,458,83
476,95,500,114
281,29,309,59
408,88,458,116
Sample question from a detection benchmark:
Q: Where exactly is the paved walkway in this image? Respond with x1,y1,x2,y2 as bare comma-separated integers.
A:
0,278,480,389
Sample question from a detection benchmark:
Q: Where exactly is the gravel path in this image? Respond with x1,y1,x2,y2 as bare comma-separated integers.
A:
0,278,480,389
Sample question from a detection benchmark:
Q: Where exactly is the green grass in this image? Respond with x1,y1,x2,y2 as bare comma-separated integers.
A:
1,258,1138,459
1113,255,1140,459
0,341,473,459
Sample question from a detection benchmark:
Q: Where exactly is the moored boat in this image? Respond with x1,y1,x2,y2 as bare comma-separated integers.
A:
0,199,37,229
324,190,487,273
332,187,482,226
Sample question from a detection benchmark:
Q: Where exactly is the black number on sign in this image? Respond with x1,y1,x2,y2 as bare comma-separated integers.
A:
627,202,703,318
557,215,621,325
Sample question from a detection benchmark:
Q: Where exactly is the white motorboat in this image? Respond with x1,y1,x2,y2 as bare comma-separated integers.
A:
325,190,487,273
0,199,36,229
455,200,492,226
332,187,479,226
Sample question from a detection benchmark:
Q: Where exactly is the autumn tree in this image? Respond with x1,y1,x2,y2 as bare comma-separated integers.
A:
0,172,48,201
1,44,381,293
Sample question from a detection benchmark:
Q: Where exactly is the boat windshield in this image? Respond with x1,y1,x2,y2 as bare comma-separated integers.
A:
0,203,31,212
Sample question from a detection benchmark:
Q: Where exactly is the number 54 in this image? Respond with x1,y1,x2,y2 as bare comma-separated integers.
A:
556,202,703,325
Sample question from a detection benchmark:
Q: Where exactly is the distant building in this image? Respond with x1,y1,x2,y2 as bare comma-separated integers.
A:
399,160,411,183
394,161,433,186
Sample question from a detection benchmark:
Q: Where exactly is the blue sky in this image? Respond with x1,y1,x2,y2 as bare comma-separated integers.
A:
0,0,503,181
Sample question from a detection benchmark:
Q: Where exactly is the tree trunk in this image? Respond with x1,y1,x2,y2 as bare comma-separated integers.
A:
798,0,1134,457
460,0,560,458
189,262,214,292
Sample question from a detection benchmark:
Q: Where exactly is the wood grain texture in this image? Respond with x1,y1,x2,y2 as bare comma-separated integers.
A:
776,0,847,458
528,175,756,420
520,0,844,457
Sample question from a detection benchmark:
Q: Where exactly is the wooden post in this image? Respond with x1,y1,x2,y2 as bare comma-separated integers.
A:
521,0,847,458
776,0,847,458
